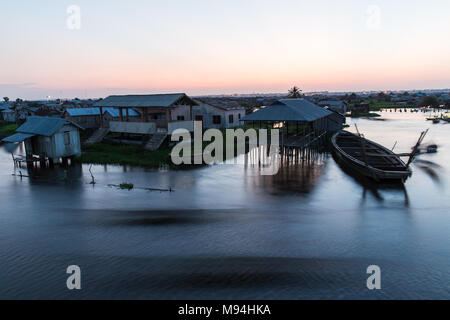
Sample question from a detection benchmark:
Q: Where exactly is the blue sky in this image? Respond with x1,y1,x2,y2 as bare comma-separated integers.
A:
1,0,449,99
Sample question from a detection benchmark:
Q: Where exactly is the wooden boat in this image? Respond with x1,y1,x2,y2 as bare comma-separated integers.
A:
332,131,412,182
427,116,440,122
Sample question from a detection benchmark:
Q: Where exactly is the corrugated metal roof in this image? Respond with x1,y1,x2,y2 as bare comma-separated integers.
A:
194,98,246,111
242,99,332,122
66,107,140,117
317,100,345,107
94,93,190,108
2,133,35,143
16,116,82,136
66,107,101,116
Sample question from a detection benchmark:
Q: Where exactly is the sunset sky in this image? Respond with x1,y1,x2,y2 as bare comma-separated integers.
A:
1,0,449,100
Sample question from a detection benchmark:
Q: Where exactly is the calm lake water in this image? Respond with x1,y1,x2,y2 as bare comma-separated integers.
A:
0,112,449,299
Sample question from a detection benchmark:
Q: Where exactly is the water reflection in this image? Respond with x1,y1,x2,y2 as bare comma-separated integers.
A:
332,152,410,207
244,149,328,196
0,111,449,299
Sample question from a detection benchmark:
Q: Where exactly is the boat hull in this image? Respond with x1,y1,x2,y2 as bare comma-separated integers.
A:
332,131,412,182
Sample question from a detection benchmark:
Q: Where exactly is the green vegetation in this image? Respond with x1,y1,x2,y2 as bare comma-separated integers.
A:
80,125,325,169
80,142,173,168
350,100,414,111
119,183,134,190
417,96,440,108
80,128,277,168
0,121,18,136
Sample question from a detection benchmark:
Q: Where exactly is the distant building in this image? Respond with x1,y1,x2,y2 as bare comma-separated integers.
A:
327,110,346,132
242,98,344,133
352,102,370,116
2,116,83,162
16,105,39,123
64,107,140,129
0,104,14,122
94,93,198,134
193,99,246,129
317,100,348,114
1,109,15,122
34,107,64,118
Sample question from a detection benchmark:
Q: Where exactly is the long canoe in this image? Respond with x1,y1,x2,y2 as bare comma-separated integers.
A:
331,131,412,182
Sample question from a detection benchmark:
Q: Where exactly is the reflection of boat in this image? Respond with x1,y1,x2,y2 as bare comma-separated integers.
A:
332,152,409,206
432,118,440,124
332,131,412,182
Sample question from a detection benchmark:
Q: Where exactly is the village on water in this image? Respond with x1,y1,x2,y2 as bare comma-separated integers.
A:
1,88,449,181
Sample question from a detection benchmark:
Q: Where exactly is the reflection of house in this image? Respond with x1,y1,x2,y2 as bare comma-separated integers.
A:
317,100,348,114
64,107,140,129
193,99,246,129
2,116,83,162
94,93,198,134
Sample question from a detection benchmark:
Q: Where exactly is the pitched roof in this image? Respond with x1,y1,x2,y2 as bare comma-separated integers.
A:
317,100,346,107
66,107,102,116
194,98,245,111
0,105,12,111
16,116,83,136
2,133,35,143
65,107,139,117
242,99,332,122
94,93,197,108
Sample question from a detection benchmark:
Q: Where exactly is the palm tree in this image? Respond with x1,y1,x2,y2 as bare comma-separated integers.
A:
3,97,9,103
288,86,302,98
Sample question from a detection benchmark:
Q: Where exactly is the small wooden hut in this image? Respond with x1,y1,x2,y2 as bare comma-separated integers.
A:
2,116,83,162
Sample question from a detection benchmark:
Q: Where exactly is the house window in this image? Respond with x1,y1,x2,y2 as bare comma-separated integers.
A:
238,113,241,119
177,116,185,121
229,115,234,123
195,115,203,121
64,132,71,145
213,115,221,124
